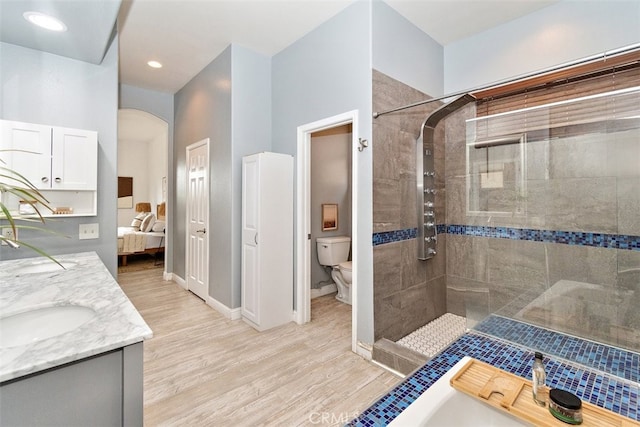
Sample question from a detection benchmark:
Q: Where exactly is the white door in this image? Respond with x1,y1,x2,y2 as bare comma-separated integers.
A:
186,139,209,301
0,120,52,189
241,156,260,324
52,127,98,190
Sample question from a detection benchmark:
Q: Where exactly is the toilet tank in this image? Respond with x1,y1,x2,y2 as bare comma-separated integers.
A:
316,236,351,266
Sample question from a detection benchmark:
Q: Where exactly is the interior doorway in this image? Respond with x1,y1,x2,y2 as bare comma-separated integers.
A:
296,110,359,354
117,109,169,272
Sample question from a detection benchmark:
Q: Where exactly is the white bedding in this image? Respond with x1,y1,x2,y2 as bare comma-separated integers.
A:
117,226,164,254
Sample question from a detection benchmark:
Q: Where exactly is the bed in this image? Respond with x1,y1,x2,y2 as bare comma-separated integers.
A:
118,203,166,266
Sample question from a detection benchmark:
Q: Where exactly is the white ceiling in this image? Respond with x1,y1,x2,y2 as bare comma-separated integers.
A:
0,0,559,94
118,0,559,94
0,0,121,64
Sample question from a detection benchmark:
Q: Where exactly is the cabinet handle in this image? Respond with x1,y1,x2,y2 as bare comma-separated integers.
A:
196,228,206,234
41,177,49,183
54,177,62,183
254,233,258,245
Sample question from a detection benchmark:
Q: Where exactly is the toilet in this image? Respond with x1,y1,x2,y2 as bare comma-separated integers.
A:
316,236,353,304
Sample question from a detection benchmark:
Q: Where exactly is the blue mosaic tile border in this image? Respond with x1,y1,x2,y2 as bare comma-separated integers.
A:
372,228,417,246
372,225,446,246
350,331,640,426
474,315,640,383
447,224,640,251
372,224,640,251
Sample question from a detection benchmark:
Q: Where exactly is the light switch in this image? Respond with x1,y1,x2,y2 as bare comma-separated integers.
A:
79,223,99,240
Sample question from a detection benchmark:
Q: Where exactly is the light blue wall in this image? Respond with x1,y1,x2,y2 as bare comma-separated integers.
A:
0,40,119,276
231,45,272,308
174,46,233,304
119,84,174,273
372,0,444,97
271,0,374,343
444,0,640,93
173,44,270,308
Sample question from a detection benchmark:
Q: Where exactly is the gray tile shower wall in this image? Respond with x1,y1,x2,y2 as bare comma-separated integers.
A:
372,70,446,341
442,82,640,352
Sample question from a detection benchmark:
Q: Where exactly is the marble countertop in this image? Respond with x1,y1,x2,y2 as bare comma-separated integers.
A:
0,252,153,383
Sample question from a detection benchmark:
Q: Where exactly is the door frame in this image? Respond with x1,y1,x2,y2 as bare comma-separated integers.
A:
295,110,359,354
185,138,210,300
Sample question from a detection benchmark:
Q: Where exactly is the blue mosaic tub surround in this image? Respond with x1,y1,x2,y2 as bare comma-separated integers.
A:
476,315,640,384
372,224,640,251
350,320,640,426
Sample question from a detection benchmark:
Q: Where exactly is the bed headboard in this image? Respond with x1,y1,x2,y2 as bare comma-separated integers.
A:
157,202,166,220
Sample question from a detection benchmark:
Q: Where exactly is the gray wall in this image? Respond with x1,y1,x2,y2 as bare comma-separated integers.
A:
230,45,272,308
310,127,352,289
119,84,174,273
271,0,374,343
444,0,640,93
0,40,119,276
372,0,444,98
173,44,270,308
174,45,232,303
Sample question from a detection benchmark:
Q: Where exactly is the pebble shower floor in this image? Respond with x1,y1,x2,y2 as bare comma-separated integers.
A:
396,313,467,358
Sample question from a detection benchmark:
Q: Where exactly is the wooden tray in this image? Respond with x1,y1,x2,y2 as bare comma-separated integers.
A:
450,358,640,427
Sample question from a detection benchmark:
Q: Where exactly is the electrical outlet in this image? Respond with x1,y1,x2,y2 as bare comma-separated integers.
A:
79,223,99,240
1,227,17,245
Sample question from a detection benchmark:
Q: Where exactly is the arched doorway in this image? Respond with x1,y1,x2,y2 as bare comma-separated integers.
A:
117,108,169,273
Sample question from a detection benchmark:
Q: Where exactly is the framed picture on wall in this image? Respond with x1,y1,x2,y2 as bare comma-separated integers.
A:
322,204,338,231
118,176,133,209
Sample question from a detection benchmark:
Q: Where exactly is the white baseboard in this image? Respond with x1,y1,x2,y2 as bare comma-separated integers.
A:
162,271,173,282
170,273,187,289
310,283,337,299
207,297,242,320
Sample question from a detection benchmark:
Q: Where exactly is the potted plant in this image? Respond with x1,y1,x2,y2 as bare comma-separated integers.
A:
0,151,62,263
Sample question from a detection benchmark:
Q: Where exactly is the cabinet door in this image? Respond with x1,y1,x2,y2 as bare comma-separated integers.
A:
52,127,98,190
0,120,52,190
241,155,260,325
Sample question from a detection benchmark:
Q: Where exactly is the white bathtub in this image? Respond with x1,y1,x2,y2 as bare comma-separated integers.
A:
389,357,532,426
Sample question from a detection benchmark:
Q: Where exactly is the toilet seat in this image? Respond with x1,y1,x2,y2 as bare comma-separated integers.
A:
338,261,352,272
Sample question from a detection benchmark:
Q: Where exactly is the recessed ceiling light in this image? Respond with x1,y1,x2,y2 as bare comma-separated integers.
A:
23,11,67,32
147,61,163,69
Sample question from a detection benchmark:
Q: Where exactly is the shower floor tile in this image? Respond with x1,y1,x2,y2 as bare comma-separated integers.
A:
396,313,466,358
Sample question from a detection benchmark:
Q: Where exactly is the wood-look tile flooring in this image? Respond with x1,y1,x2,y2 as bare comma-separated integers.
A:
118,268,400,426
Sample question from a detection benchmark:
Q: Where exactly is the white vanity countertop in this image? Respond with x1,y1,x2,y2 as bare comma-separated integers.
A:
0,252,152,383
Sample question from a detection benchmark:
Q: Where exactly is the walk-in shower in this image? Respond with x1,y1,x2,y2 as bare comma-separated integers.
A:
371,46,640,374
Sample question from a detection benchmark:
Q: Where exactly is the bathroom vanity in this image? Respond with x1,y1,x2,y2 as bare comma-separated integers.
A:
0,252,152,426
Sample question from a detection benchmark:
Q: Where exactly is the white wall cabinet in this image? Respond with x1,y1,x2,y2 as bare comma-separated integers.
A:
241,152,293,331
0,120,98,216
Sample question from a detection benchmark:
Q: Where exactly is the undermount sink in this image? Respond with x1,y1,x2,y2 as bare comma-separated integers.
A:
18,261,77,274
389,357,531,426
0,305,96,348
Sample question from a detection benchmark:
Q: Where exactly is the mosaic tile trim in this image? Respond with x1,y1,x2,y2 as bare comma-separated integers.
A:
372,228,416,246
474,315,640,383
372,224,639,250
372,225,446,246
351,331,639,426
447,224,640,251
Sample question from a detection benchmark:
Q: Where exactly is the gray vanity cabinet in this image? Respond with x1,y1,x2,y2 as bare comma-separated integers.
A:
0,343,143,427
